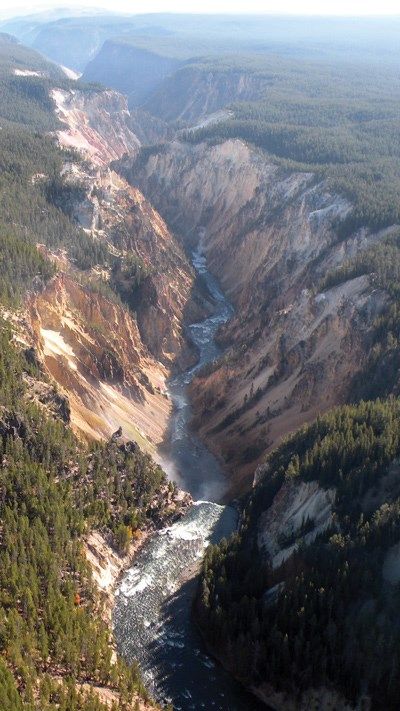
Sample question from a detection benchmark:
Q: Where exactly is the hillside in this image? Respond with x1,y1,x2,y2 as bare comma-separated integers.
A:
8,13,400,77
0,32,203,445
117,137,389,493
3,13,400,711
82,40,183,108
0,34,194,709
197,398,400,709
0,314,186,711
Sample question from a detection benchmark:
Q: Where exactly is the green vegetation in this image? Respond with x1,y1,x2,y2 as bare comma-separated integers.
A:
80,439,166,535
182,53,400,236
0,120,113,297
0,35,171,708
252,398,400,507
198,398,400,710
0,36,117,304
110,252,151,308
0,33,65,132
321,231,400,400
0,319,169,709
0,229,55,306
321,230,400,294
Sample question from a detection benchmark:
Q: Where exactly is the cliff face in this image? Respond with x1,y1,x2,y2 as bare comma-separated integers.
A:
143,65,268,124
52,86,202,371
81,48,269,126
82,40,183,108
29,84,206,445
29,273,171,447
119,138,394,494
104,177,201,369
51,87,141,166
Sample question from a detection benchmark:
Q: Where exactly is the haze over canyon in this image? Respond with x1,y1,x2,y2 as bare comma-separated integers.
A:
0,8,399,711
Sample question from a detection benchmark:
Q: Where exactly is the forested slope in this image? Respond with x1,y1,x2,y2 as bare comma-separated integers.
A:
0,34,183,710
0,35,111,305
198,399,400,709
0,324,175,711
182,53,400,237
4,18,400,711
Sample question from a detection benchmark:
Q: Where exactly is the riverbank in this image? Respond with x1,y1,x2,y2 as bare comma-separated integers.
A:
85,528,152,626
84,480,193,621
113,502,260,709
81,490,192,710
157,243,234,502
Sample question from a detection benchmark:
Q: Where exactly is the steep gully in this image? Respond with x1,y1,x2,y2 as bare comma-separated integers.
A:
114,238,264,710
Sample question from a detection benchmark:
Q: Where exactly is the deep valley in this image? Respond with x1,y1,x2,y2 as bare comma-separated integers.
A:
0,10,400,711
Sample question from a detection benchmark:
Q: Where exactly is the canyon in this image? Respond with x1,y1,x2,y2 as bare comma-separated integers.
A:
119,137,393,495
1,15,400,710
37,77,399,711
22,86,207,451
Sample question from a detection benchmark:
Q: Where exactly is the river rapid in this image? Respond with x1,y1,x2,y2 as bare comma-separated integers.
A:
114,242,263,710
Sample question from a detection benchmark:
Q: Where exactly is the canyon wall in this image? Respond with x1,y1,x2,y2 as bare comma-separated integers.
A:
119,138,394,494
24,86,204,446
53,87,203,369
143,65,268,124
52,87,141,165
82,40,183,108
30,273,171,447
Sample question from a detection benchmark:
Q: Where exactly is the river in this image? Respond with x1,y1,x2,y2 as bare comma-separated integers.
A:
114,241,264,710
159,239,234,502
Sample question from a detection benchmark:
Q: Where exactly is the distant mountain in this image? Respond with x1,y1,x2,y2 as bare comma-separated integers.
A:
3,12,400,75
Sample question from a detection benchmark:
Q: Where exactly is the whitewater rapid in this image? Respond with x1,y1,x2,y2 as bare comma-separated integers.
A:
114,502,263,710
115,242,263,709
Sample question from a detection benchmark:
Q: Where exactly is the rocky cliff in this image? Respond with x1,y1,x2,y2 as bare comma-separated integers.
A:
143,64,268,125
82,40,183,108
119,138,395,494
23,85,205,446
52,86,203,369
29,272,171,448
52,87,141,165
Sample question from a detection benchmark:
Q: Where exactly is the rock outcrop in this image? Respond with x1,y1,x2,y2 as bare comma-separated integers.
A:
257,478,336,569
52,87,203,371
82,40,182,108
52,87,141,166
29,273,171,447
20,84,210,448
143,65,269,124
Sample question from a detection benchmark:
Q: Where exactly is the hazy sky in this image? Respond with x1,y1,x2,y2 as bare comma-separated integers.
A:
1,0,400,16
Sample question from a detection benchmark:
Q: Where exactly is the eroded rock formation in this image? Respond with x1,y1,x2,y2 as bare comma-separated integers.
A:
119,138,394,493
